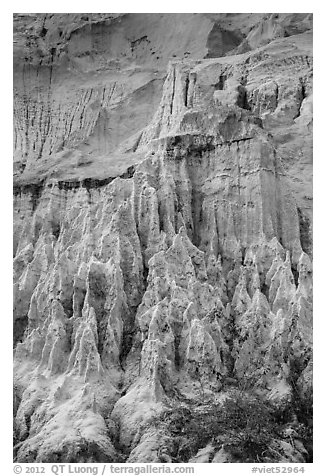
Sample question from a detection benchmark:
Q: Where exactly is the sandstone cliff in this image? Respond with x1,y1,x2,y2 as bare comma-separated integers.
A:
13,13,313,463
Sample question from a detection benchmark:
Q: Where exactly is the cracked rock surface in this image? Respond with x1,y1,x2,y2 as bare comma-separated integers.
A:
13,13,312,463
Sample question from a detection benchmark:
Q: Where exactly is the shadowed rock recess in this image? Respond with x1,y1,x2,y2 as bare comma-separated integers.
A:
13,13,313,463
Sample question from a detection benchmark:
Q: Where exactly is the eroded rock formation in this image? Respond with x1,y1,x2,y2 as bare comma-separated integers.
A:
13,13,312,463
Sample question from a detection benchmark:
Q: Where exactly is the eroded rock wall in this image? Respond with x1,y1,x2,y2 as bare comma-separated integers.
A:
13,13,312,464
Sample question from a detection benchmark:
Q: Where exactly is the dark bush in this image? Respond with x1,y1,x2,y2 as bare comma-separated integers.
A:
153,392,294,462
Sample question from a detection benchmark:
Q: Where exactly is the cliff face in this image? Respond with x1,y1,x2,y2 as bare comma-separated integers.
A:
13,13,313,464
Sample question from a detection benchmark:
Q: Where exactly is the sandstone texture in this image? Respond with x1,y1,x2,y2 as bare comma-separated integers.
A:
13,13,313,463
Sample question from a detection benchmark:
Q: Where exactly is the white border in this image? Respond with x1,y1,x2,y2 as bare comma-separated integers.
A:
3,3,324,475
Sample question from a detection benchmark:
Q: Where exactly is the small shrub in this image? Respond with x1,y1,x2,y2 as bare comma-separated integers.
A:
153,392,289,462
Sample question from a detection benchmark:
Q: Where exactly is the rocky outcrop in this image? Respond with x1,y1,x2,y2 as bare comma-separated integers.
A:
13,13,312,464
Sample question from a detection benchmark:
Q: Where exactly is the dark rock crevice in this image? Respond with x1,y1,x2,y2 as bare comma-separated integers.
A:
205,23,243,58
13,315,29,347
297,207,312,256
